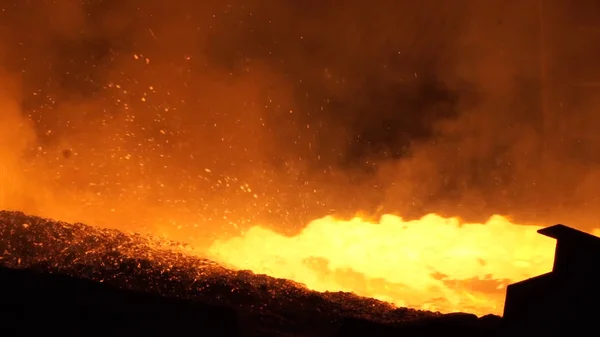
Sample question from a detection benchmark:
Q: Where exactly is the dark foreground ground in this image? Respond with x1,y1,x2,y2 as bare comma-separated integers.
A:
0,211,502,337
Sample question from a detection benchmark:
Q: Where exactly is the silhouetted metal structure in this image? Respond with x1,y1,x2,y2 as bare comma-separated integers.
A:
503,224,600,335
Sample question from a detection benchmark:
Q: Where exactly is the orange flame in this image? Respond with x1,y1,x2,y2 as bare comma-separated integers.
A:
0,99,597,315
1,52,599,317
208,214,565,315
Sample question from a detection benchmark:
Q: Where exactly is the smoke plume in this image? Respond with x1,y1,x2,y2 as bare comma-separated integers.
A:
1,0,600,244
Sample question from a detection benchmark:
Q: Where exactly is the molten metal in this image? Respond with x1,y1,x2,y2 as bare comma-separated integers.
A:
208,214,563,315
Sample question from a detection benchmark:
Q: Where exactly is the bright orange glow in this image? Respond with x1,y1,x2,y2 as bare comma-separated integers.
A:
207,214,562,316
0,91,598,315
2,3,600,317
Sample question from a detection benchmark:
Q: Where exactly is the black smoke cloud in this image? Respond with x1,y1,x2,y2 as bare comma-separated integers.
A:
1,0,600,240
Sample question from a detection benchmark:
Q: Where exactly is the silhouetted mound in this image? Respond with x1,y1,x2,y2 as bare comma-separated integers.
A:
336,313,503,337
0,266,240,337
0,211,500,336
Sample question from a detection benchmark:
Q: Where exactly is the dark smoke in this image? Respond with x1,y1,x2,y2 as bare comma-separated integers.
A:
1,0,600,241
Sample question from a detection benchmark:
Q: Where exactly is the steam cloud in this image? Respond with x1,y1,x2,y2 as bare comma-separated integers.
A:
1,0,600,243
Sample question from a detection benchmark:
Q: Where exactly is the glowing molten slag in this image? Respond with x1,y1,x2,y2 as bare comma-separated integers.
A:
207,214,567,316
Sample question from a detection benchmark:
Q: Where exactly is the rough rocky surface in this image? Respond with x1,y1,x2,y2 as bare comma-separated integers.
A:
0,210,501,336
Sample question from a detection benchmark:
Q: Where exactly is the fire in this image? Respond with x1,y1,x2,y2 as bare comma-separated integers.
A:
1,11,599,318
208,214,597,316
0,109,597,317
0,71,598,318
